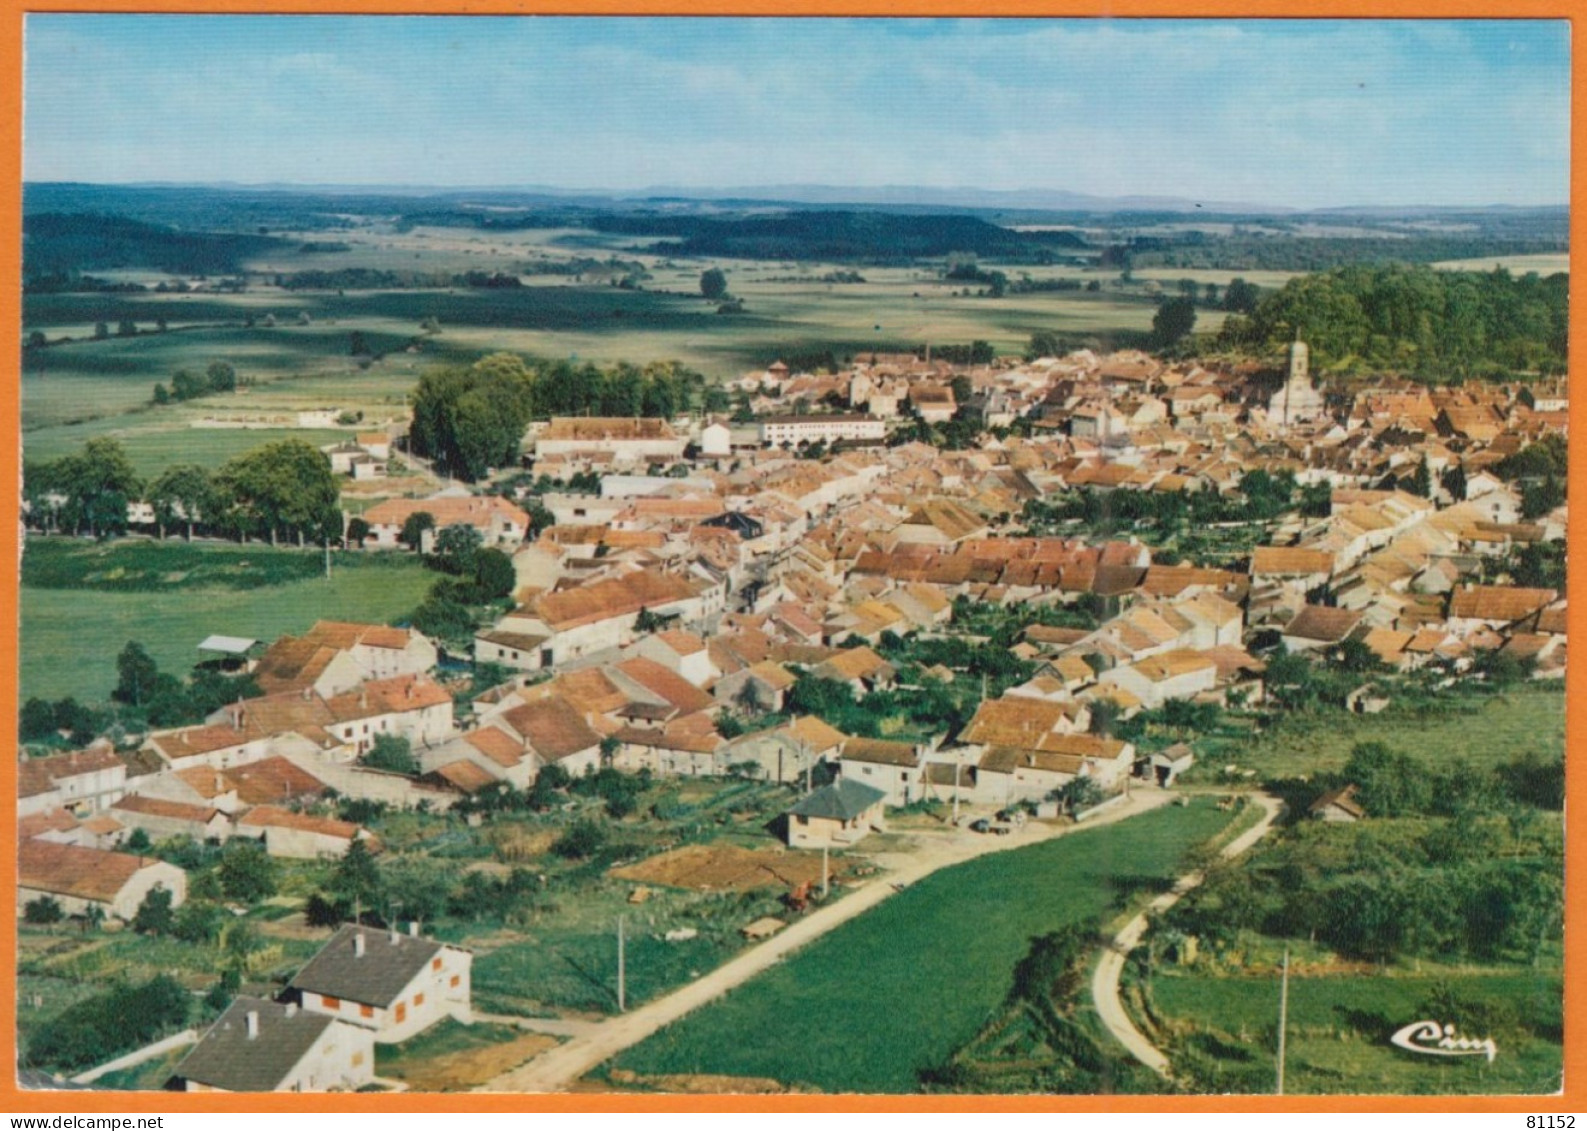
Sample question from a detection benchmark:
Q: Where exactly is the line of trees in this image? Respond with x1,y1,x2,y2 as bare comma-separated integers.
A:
153,360,237,405
24,437,342,544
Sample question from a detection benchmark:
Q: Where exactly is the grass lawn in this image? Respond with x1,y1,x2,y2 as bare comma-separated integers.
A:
613,798,1236,1093
1192,686,1564,782
1150,967,1562,1094
374,1018,556,1091
90,1045,193,1092
20,540,434,703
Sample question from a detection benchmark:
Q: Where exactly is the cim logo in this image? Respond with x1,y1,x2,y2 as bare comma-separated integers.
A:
1390,1020,1498,1063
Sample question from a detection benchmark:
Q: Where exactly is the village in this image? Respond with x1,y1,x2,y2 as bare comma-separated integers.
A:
16,336,1568,1094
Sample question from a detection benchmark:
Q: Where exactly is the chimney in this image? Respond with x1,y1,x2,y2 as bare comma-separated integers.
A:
246,1010,259,1039
302,687,311,701
389,927,400,945
409,921,419,938
353,932,365,958
284,1002,298,1018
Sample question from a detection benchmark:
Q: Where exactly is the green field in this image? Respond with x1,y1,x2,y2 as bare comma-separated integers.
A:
1149,968,1562,1094
613,799,1235,1093
20,540,434,703
1193,687,1564,782
23,423,354,478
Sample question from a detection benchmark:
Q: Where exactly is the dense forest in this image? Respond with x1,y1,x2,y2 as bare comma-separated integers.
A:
23,213,282,279
586,210,1090,262
1217,264,1568,377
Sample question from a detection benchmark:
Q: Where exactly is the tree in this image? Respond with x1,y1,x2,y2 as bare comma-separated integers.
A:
474,547,516,600
1223,277,1260,314
1026,330,1062,360
116,319,137,338
552,818,606,859
349,330,369,357
408,354,536,481
152,383,170,406
400,510,436,551
132,885,176,935
1411,457,1432,499
430,522,483,576
329,838,381,915
1087,698,1121,739
218,839,278,903
114,641,160,707
172,900,226,944
1152,296,1198,348
345,516,371,547
124,828,152,853
93,321,109,340
1056,776,1104,815
20,698,58,742
57,437,141,539
699,268,728,300
364,733,418,776
23,896,63,925
213,439,342,545
205,361,237,393
1521,473,1565,520
1442,464,1468,502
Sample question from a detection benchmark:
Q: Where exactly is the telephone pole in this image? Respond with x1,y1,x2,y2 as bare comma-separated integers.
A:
821,844,830,898
617,915,626,1013
1276,945,1290,1095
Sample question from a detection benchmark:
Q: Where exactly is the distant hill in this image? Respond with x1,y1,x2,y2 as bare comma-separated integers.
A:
23,212,282,278
588,210,1089,262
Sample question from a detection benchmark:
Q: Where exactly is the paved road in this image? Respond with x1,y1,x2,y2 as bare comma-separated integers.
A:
1089,791,1285,1079
478,785,1175,1093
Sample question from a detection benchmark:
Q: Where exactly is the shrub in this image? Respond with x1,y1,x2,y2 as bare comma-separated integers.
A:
552,818,606,860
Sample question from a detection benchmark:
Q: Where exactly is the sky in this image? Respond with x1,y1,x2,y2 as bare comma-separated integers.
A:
22,16,1571,210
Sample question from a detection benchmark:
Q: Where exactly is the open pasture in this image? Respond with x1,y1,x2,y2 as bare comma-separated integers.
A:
614,799,1235,1093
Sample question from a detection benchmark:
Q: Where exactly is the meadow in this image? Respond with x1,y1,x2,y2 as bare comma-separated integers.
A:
1189,686,1564,783
1148,967,1562,1094
612,799,1236,1093
20,539,434,703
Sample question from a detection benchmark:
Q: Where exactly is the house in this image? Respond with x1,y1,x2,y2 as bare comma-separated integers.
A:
362,495,530,552
1447,586,1558,634
1309,784,1366,823
254,622,438,697
1096,649,1219,709
171,997,375,1094
288,923,473,1044
1281,605,1366,653
499,696,603,779
975,735,1135,806
892,500,989,546
110,795,231,844
145,723,269,774
17,839,186,921
532,417,687,463
785,779,888,849
17,747,127,818
487,567,713,669
628,629,718,688
713,661,798,714
838,737,926,807
236,807,378,860
812,646,896,698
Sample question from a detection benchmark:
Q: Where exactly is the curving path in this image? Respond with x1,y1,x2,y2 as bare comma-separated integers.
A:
1090,791,1284,1080
477,785,1176,1093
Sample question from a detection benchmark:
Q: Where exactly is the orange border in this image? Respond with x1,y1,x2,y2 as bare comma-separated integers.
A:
0,3,1580,1114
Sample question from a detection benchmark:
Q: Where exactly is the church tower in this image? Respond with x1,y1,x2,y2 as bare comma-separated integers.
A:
1271,337,1324,427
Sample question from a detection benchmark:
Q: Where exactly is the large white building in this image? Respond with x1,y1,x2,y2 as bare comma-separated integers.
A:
758,414,887,448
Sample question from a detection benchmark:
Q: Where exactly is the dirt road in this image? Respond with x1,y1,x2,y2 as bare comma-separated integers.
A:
1089,791,1284,1079
478,785,1175,1093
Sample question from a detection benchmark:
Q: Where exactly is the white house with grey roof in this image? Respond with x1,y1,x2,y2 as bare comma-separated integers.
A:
287,923,472,1044
172,996,374,1093
785,778,887,849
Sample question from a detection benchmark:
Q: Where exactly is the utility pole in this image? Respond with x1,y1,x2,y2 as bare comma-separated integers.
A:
1276,945,1290,1095
617,915,626,1013
324,537,332,580
821,844,830,898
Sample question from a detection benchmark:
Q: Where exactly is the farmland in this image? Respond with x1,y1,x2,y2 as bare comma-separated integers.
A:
611,798,1236,1093
20,539,434,703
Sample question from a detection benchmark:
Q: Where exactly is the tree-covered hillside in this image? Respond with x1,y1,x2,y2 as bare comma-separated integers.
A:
1218,264,1568,377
